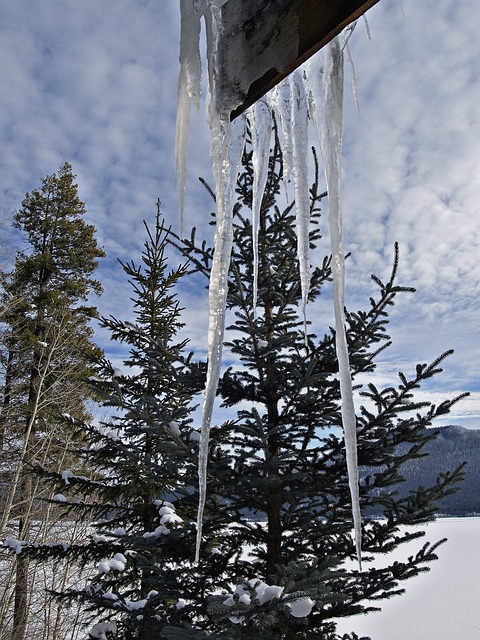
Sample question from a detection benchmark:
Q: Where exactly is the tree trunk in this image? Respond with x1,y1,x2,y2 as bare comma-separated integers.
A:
265,407,282,582
264,299,282,583
12,350,41,640
0,336,15,449
12,485,32,640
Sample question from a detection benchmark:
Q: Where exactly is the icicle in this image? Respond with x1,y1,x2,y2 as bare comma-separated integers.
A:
194,6,246,560
342,22,360,113
175,0,203,235
270,80,294,193
195,113,245,563
289,70,311,337
345,43,360,113
363,14,372,40
246,101,272,315
307,38,362,569
269,73,313,333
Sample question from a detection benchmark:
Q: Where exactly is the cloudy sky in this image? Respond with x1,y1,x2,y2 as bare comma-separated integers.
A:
1,0,479,428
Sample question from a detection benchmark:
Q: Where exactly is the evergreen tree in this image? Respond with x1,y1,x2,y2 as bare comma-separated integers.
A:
1,161,105,454
0,162,105,640
165,129,466,639
16,204,219,639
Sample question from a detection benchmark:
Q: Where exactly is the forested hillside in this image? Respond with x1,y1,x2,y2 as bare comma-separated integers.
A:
371,425,480,516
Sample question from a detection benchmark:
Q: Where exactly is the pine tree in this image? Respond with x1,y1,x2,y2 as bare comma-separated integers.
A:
0,162,105,640
16,203,220,640
165,128,467,639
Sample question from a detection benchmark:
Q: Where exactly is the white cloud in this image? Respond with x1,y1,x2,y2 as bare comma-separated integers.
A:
1,0,479,427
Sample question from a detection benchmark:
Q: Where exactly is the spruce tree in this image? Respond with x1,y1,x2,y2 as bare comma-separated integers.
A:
0,162,105,640
16,204,220,639
165,128,466,639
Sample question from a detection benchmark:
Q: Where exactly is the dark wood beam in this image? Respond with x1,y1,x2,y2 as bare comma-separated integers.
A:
212,0,381,120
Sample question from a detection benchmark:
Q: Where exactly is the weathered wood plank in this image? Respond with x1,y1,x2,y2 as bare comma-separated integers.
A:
212,0,380,119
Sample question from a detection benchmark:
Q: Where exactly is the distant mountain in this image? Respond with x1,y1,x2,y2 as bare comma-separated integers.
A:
368,425,480,516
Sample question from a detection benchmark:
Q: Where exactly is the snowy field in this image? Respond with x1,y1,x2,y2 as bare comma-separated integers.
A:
337,517,480,639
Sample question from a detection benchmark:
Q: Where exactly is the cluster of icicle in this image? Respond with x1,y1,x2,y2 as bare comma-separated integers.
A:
176,0,362,569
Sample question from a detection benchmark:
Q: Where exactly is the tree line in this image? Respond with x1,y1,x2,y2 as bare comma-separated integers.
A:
0,134,467,640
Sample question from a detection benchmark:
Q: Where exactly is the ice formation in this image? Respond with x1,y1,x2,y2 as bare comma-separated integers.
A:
246,101,272,314
194,110,246,563
176,1,361,567
175,0,202,234
306,36,362,567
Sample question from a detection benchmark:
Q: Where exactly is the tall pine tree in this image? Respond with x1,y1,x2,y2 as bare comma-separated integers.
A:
0,162,105,640
166,128,466,639
16,204,219,639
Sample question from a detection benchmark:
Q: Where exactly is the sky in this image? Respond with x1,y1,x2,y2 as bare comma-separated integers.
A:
1,0,480,428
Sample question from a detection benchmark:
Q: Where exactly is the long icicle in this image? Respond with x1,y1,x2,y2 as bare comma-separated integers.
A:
307,38,362,569
270,80,294,198
175,0,203,236
246,101,272,315
195,112,245,563
289,70,311,337
195,1,246,562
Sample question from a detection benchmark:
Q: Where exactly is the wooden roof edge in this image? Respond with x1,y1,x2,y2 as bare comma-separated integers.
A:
230,0,381,120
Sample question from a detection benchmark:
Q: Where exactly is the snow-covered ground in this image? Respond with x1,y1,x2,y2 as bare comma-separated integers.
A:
337,517,480,639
